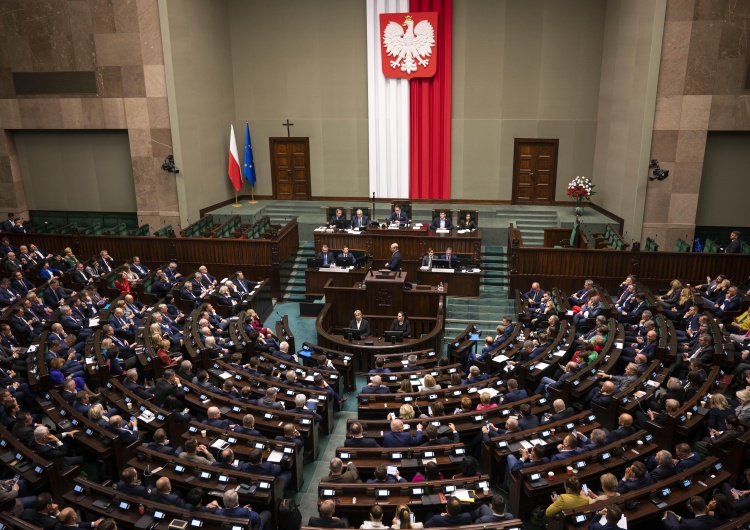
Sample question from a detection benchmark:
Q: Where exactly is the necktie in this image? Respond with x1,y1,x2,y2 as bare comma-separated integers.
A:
428,257,432,268
324,255,328,265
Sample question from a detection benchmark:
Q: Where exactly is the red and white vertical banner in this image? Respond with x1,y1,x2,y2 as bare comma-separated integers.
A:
367,0,411,199
409,0,452,199
228,124,242,191
367,0,452,200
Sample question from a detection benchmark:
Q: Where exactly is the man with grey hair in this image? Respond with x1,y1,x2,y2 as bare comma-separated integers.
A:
232,414,263,437
321,457,360,483
462,365,489,385
123,368,155,399
210,488,271,529
400,353,424,372
258,387,286,411
285,370,305,388
290,393,323,423
648,449,676,482
272,341,297,363
176,360,193,382
361,375,389,394
30,425,84,468
348,310,370,338
569,279,594,307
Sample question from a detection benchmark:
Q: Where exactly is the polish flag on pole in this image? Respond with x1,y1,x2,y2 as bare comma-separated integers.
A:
228,124,242,191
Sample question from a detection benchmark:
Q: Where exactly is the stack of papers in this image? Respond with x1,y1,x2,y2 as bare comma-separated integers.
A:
534,362,550,371
492,354,509,363
267,450,284,463
454,489,474,502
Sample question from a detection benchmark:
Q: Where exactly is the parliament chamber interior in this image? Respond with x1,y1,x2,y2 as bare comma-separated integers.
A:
1,1,750,530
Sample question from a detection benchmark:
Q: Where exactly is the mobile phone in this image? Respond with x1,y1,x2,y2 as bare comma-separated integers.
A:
582,484,589,495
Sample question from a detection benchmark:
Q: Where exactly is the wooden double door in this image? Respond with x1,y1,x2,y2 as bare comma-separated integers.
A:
512,138,558,205
270,137,312,200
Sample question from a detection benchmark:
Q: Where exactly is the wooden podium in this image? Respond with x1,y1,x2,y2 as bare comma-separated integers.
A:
316,271,447,371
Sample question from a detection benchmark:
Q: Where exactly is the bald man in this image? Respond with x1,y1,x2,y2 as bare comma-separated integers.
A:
383,419,423,447
361,375,389,394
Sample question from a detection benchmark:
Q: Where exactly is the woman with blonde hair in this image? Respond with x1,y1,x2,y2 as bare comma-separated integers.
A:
476,392,497,411
665,287,696,320
399,404,415,420
397,379,412,393
658,279,683,308
63,247,78,268
392,505,422,529
247,308,276,339
585,473,619,503
735,390,750,423
88,403,109,428
422,374,441,391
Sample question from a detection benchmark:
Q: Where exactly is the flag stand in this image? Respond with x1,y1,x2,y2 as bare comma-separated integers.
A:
232,191,242,208
248,188,258,205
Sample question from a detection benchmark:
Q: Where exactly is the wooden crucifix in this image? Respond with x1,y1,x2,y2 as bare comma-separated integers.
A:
282,119,294,137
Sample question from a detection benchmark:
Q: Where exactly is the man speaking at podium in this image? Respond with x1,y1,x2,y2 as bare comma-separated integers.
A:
385,243,401,271
349,310,370,338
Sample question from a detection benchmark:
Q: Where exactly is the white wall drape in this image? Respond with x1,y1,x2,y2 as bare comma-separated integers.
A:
366,0,411,200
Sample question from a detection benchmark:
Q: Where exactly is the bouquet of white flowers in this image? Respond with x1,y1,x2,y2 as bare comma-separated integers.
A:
567,176,595,201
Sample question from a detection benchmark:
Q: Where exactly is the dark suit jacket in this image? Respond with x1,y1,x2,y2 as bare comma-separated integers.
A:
649,464,676,482
389,211,408,224
606,425,636,443
20,509,62,530
348,318,370,338
307,517,348,528
616,474,653,493
115,480,150,497
383,430,422,447
390,319,411,337
316,251,335,265
350,215,370,228
430,216,454,230
518,415,540,430
725,239,741,254
503,389,529,403
662,513,717,530
425,512,472,528
360,385,389,394
344,436,380,448
386,251,402,271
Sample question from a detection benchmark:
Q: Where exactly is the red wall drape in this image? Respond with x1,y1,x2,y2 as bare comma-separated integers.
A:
409,0,452,199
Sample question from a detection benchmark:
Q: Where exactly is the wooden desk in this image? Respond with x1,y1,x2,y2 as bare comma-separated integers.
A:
317,474,493,527
416,269,480,297
183,421,304,492
305,266,370,297
313,225,482,263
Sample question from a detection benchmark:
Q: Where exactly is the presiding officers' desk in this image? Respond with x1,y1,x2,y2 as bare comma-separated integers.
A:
313,224,481,296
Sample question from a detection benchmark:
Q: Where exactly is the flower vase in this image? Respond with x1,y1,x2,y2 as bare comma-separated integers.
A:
574,197,583,216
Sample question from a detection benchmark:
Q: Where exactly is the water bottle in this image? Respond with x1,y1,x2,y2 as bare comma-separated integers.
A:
438,282,443,292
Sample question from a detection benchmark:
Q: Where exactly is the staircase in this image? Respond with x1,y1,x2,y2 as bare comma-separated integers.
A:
281,240,315,303
443,245,516,342
495,208,559,247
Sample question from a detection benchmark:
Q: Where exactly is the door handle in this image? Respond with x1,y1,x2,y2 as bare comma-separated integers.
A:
530,173,534,178
287,170,292,175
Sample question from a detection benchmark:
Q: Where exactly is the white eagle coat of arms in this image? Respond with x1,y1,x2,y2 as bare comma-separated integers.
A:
381,14,437,77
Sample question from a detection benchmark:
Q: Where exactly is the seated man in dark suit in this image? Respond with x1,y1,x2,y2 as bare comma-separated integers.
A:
648,449,677,482
724,230,742,253
204,406,233,429
501,378,528,403
569,279,594,307
148,477,185,507
348,309,370,338
147,428,177,455
316,245,335,267
107,415,140,445
523,282,545,308
541,399,574,424
290,393,323,423
213,489,270,530
389,205,408,225
115,467,151,498
350,209,370,229
572,296,603,328
275,423,304,451
425,496,472,527
442,247,458,268
383,419,423,447
668,334,714,380
606,413,636,443
308,499,349,528
242,448,292,489
430,211,454,230
20,492,63,530
471,494,515,523
707,287,741,318
336,246,356,265
616,460,653,493
329,208,347,227
180,281,201,309
420,423,459,446
662,496,716,530
360,375,391,394
43,279,74,309
232,414,265,438
344,422,380,447
29,425,85,470
590,504,623,530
